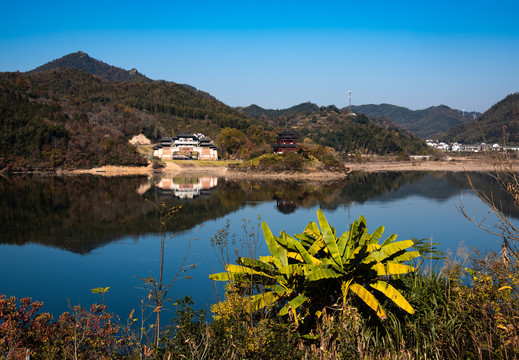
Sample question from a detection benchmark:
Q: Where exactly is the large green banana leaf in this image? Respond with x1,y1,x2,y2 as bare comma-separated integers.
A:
370,280,415,314
349,283,386,319
317,209,343,267
262,221,288,267
282,232,320,265
209,264,275,282
372,263,415,276
306,264,344,282
366,239,415,263
279,293,309,320
237,257,275,273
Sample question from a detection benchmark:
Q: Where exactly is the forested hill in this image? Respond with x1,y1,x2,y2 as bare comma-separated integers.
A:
351,104,479,139
239,102,320,118
29,51,152,83
1,52,429,172
442,93,519,144
0,67,254,171
240,103,427,155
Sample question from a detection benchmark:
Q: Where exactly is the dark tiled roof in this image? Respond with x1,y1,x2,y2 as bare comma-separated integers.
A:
173,133,198,140
274,144,297,148
277,131,297,139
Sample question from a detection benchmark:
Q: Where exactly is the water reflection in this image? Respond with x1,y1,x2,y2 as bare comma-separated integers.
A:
0,175,153,254
1,171,518,321
276,199,298,214
0,171,516,255
155,177,218,199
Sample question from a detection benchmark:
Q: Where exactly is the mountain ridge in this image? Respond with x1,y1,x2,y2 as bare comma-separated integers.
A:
239,102,427,155
238,102,321,118
29,51,152,83
349,103,479,139
241,102,480,139
442,92,519,144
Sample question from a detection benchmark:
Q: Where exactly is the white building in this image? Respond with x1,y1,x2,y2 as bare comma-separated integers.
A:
152,133,218,160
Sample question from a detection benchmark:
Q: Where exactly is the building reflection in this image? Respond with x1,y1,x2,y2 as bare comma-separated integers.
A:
155,177,218,199
276,199,298,214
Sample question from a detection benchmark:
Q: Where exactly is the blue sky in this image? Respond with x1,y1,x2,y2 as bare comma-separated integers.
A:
1,0,518,112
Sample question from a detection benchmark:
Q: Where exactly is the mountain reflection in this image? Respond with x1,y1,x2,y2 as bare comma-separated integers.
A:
0,171,514,254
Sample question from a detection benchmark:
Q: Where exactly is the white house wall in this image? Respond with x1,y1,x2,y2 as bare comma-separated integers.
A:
154,140,218,160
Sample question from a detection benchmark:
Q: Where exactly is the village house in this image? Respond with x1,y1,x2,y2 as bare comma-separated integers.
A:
152,133,218,160
427,140,519,153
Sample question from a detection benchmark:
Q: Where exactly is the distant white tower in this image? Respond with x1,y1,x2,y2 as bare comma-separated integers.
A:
347,91,356,116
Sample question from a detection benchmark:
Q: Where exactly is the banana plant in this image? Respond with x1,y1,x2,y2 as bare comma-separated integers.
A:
298,210,420,319
209,209,420,323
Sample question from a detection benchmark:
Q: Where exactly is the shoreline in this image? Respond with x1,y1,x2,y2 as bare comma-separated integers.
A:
343,157,510,173
6,157,515,179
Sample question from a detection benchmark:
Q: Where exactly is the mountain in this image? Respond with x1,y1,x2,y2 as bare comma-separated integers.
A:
0,56,256,171
304,111,427,155
442,93,519,144
351,104,480,139
240,102,427,155
29,51,152,83
239,102,320,118
243,102,479,140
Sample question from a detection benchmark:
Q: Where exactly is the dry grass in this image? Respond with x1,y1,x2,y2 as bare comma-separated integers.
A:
63,156,519,178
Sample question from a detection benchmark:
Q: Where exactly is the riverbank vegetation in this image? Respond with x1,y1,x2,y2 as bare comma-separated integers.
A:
229,143,349,173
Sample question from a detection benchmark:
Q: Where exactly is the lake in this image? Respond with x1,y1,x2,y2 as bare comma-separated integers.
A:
0,171,516,324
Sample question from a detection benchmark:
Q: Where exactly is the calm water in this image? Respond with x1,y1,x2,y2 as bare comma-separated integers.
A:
0,172,516,323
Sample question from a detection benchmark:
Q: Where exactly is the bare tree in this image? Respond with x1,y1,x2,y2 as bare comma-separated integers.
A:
458,143,519,263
